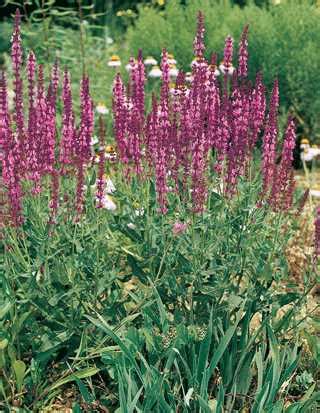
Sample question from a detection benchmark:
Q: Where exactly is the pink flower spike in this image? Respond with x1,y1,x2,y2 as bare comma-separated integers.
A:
96,116,106,209
193,11,205,58
11,9,25,167
223,35,233,69
238,25,249,78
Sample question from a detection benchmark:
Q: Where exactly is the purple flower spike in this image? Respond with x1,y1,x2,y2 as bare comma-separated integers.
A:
77,75,94,163
270,116,296,211
75,75,94,215
238,25,249,78
11,9,25,166
96,116,106,209
59,69,76,170
262,79,279,194
223,35,233,69
113,74,128,166
193,11,205,58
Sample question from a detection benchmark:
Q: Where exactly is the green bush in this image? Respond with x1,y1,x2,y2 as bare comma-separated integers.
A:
126,0,320,140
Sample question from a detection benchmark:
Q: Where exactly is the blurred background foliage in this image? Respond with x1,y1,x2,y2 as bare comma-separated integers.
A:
125,0,320,142
1,0,320,142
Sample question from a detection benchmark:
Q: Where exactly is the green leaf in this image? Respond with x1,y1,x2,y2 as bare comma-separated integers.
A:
198,308,213,396
266,325,281,405
206,302,244,383
216,381,225,413
198,395,212,413
0,302,12,319
118,370,129,413
148,278,168,329
74,377,94,404
47,367,100,393
252,382,270,413
0,339,8,351
12,360,26,392
285,405,301,413
128,386,143,413
300,390,320,412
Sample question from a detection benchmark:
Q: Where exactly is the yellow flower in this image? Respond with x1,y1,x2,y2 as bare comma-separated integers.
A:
108,55,121,67
301,138,310,145
106,145,115,153
157,0,165,5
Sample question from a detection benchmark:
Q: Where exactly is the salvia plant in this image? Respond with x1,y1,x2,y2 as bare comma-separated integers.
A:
112,13,297,216
0,9,318,412
1,9,94,227
0,9,310,227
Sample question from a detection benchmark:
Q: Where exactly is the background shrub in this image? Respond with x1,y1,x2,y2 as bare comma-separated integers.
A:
126,0,320,141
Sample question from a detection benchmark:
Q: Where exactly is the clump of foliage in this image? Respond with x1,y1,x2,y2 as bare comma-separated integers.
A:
0,7,319,412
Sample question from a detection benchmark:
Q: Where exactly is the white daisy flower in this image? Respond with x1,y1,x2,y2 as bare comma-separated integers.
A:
148,65,162,78
144,56,158,66
167,54,177,65
125,59,137,72
169,65,179,78
96,103,109,115
219,63,235,75
300,138,310,150
301,147,320,162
